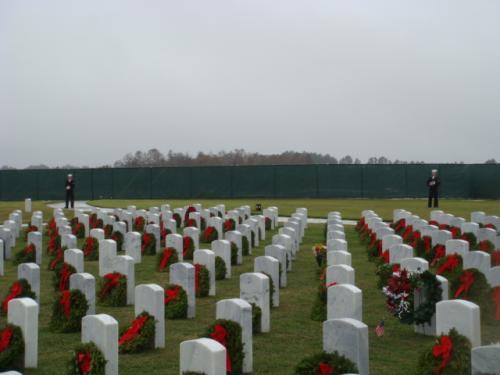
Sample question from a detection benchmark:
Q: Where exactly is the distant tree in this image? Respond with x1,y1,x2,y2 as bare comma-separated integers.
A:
377,156,391,164
353,158,362,164
1,165,15,170
339,155,353,164
366,157,378,164
485,158,497,164
25,164,50,169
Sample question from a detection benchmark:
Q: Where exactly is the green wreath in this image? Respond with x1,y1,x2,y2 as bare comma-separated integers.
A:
83,236,99,261
0,324,24,371
119,312,156,354
200,217,206,231
251,303,262,334
50,289,89,333
72,221,85,239
172,213,182,228
1,279,37,316
366,239,381,260
164,284,188,319
310,281,327,322
265,217,272,231
23,225,38,241
98,273,127,307
52,262,77,292
183,236,195,260
195,264,210,298
203,319,244,375
47,234,61,254
14,243,36,265
376,263,396,290
230,241,239,265
261,272,275,308
251,231,255,247
416,328,470,375
295,351,358,375
156,248,179,272
242,236,250,256
461,232,477,248
215,256,227,280
141,233,157,256
67,342,107,375
111,231,124,252
104,224,113,239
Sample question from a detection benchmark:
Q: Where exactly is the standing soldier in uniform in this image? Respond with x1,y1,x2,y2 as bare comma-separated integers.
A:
65,174,75,209
427,169,440,208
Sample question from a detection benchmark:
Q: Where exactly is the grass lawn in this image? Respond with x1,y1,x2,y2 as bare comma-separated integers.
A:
0,200,498,374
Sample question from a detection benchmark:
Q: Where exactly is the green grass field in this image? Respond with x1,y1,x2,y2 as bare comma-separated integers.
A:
0,199,499,374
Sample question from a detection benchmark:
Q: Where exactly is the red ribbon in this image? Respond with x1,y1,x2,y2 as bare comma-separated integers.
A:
478,240,492,252
429,220,439,226
436,255,461,275
47,235,59,253
141,233,153,253
450,227,460,238
402,225,413,241
210,324,232,372
485,223,496,230
49,249,64,270
224,219,234,232
100,273,122,298
118,314,149,346
77,351,92,374
83,237,96,257
184,206,196,223
423,236,432,252
0,327,13,353
164,286,180,304
489,287,500,321
368,233,377,248
454,271,474,298
2,281,23,313
59,263,72,291
183,236,192,256
24,243,35,254
204,227,216,242
317,362,335,375
411,231,421,248
194,264,201,291
381,250,389,264
432,335,452,375
326,282,337,288
159,249,174,271
394,219,406,232
431,245,446,266
492,251,500,267
60,290,71,318
392,264,401,273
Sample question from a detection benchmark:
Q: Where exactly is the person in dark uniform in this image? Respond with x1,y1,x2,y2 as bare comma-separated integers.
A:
426,169,440,208
65,174,75,209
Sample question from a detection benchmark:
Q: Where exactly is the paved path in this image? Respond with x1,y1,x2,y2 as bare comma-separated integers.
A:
47,201,356,225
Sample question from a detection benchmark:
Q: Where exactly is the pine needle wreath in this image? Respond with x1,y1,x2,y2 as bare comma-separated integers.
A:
416,328,470,375
194,264,210,298
265,217,272,230
460,232,477,248
118,312,156,354
215,256,227,280
98,272,127,307
48,247,66,271
242,236,250,256
1,279,37,315
133,216,145,232
376,263,400,290
251,303,262,334
67,342,107,375
23,225,38,241
183,236,195,260
103,224,113,239
295,351,358,375
157,248,179,272
0,324,24,371
223,218,236,233
203,319,244,375
141,233,156,256
83,236,99,261
52,262,77,292
50,289,89,333
111,231,124,252
251,230,255,247
261,272,275,308
14,243,36,265
172,213,182,228
184,218,197,228
230,241,239,265
310,281,327,322
201,226,218,244
164,284,188,319
72,220,85,239
47,234,61,255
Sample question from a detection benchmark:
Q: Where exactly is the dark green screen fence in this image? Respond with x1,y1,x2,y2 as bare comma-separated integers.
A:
0,164,498,201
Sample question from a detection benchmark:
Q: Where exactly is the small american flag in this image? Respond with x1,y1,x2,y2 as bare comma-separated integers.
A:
375,320,385,337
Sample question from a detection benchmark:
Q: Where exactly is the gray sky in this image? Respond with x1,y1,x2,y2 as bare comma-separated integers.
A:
1,0,499,168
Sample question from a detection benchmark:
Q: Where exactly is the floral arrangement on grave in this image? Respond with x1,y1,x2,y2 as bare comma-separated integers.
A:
67,342,107,375
133,216,145,232
265,216,272,231
172,213,182,228
184,218,197,228
182,236,195,260
53,262,77,292
24,224,38,241
241,235,250,256
118,312,155,354
47,232,61,255
459,231,477,248
71,217,85,239
215,256,227,281
194,264,210,298
413,236,433,260
230,242,238,265
313,244,327,268
98,272,127,307
83,236,99,260
14,243,36,265
416,328,471,375
366,235,382,261
204,319,244,375
157,248,179,272
376,263,402,289
201,226,218,244
164,284,188,319
47,217,58,237
295,351,358,375
355,216,369,235
50,289,88,333
111,231,124,252
160,226,171,247
223,218,236,233
141,233,156,256
0,323,25,371
382,269,442,325
48,247,67,271
103,224,113,239
1,279,37,315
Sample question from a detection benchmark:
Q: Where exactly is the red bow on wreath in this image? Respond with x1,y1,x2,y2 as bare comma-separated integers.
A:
317,362,335,375
492,287,500,321
430,245,446,266
432,335,452,375
210,324,232,372
77,351,92,374
2,281,23,313
60,290,72,318
59,263,72,291
183,236,191,257
49,249,64,270
119,314,149,346
454,271,474,298
436,255,460,275
83,237,95,257
402,225,413,241
159,249,174,271
204,227,216,242
382,250,390,264
141,234,153,253
0,327,13,353
194,264,201,291
492,252,500,267
423,237,432,252
164,287,180,304
100,273,122,298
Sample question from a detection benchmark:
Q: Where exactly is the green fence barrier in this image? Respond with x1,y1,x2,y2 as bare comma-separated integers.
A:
0,164,498,201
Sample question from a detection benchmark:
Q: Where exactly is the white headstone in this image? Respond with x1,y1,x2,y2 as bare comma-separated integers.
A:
463,251,491,278
327,250,352,267
27,231,42,265
124,231,141,264
400,257,429,274
471,345,500,375
64,249,84,273
326,265,355,286
7,298,39,368
327,284,363,321
99,239,117,277
146,224,161,254
389,244,414,264
327,239,348,253
436,299,481,347
170,262,195,318
180,338,227,375
70,272,96,315
134,284,165,348
445,239,469,258
254,255,280,307
111,255,135,305
194,249,216,296
166,234,184,262
184,227,200,251
225,230,243,265
264,245,288,287
211,240,232,278
17,262,40,303
82,314,118,375
90,228,105,241
240,272,270,333
25,198,32,212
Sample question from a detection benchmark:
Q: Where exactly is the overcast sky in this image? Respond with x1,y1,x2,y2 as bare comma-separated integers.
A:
1,0,499,168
